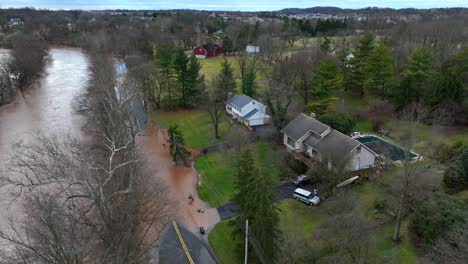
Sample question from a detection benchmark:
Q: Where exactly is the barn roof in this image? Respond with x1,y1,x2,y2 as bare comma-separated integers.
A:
202,44,219,52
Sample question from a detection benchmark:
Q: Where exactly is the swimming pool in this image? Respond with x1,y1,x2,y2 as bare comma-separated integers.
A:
355,135,418,162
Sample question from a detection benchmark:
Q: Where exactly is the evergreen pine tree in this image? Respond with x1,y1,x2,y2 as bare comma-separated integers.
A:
232,149,281,263
347,33,376,96
173,49,190,107
167,124,191,165
219,58,236,97
306,58,342,115
363,44,395,98
186,54,202,106
394,47,434,109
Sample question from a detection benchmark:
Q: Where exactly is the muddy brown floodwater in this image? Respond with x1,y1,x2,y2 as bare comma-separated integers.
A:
0,48,90,242
0,48,219,252
137,123,220,235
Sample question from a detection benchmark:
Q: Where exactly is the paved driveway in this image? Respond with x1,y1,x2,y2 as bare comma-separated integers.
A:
217,181,318,221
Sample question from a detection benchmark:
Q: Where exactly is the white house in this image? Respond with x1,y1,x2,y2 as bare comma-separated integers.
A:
246,44,260,54
226,94,270,129
8,18,23,27
281,113,377,171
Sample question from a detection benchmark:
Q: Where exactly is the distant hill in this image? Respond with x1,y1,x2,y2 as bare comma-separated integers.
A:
276,6,468,15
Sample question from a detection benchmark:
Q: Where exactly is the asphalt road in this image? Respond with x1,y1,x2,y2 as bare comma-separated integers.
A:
217,181,317,221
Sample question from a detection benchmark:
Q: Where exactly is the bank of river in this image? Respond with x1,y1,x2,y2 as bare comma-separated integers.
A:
0,48,90,236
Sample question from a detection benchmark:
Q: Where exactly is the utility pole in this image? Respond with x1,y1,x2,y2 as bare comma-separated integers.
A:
244,219,249,264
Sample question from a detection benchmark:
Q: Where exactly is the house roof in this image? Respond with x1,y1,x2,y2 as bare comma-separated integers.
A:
202,44,219,52
305,129,360,163
227,94,254,109
281,113,330,141
244,108,259,119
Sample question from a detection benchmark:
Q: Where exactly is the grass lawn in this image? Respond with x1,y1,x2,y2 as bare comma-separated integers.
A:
354,120,373,133
279,199,328,241
208,221,241,264
196,141,276,207
209,199,328,264
149,110,226,150
209,183,419,264
369,219,418,263
198,55,272,95
455,190,468,202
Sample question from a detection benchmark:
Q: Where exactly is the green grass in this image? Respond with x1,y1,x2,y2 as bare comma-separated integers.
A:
278,199,328,241
369,220,418,263
355,183,385,220
196,141,276,207
354,120,372,132
198,55,272,95
455,190,468,202
209,221,241,264
210,183,419,264
149,110,226,150
209,199,328,264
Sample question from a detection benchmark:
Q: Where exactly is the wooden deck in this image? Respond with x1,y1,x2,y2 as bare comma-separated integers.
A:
293,152,315,168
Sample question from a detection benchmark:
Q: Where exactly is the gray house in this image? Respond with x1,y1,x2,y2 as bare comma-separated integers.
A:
281,113,377,171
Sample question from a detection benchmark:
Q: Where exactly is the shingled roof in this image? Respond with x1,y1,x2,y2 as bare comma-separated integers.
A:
281,113,330,141
304,129,360,163
282,113,361,163
226,94,254,109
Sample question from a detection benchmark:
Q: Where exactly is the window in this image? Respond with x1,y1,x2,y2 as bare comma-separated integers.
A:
287,137,295,148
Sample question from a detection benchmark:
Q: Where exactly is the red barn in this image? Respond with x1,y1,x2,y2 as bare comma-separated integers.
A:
193,44,222,59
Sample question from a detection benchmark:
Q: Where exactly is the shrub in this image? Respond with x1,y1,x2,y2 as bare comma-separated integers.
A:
434,141,466,164
373,198,387,210
410,192,468,244
443,149,468,192
318,112,356,135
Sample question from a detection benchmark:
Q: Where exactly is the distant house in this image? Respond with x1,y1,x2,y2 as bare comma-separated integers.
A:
193,44,222,59
226,94,270,130
246,44,260,54
281,113,377,171
8,18,23,27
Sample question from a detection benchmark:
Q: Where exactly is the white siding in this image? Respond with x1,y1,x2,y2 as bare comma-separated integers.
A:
346,146,376,171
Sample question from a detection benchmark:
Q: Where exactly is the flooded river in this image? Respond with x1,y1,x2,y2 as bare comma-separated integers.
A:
0,48,90,232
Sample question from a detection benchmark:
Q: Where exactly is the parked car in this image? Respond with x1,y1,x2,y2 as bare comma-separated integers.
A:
292,175,311,186
293,188,320,206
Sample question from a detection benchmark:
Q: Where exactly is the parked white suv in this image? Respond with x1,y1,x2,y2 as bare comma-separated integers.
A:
293,188,320,206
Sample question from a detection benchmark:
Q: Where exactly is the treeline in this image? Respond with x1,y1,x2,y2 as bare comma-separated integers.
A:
0,33,48,106
297,33,468,125
0,34,172,263
131,46,203,110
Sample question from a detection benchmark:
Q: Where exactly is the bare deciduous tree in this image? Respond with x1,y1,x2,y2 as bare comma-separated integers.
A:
0,42,173,263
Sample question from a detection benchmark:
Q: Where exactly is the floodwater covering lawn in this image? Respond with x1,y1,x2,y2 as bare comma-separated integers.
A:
196,141,276,207
150,110,226,149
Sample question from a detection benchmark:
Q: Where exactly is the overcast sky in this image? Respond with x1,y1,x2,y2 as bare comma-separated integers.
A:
1,0,468,11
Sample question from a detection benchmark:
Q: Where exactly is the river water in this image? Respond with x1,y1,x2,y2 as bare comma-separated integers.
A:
0,48,90,233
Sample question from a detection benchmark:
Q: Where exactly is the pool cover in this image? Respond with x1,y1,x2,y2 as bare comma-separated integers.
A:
355,136,417,161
